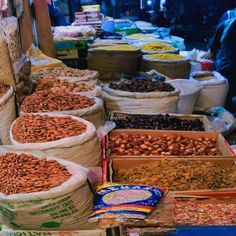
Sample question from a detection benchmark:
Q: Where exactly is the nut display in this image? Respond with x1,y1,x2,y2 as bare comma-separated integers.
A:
95,45,138,51
115,160,236,191
174,200,236,225
21,91,96,113
0,84,9,98
147,53,184,60
0,153,71,195
35,78,94,93
113,114,205,131
141,42,175,52
12,114,87,143
109,80,175,93
110,134,221,156
32,67,98,80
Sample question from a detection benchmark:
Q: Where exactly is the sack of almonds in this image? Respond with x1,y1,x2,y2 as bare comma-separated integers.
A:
0,148,96,230
20,91,105,128
9,114,101,167
0,84,16,144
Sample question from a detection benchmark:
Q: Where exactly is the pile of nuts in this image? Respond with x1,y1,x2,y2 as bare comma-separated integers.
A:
0,83,9,98
32,67,97,80
12,114,87,143
113,114,205,131
21,91,96,113
35,78,94,93
109,80,175,93
0,153,71,195
109,134,221,156
174,200,236,225
115,160,236,191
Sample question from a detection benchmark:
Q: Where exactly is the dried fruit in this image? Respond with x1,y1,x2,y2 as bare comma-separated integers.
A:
0,153,71,195
110,134,221,156
109,80,175,93
21,91,95,113
113,114,204,131
115,160,236,191
12,114,87,143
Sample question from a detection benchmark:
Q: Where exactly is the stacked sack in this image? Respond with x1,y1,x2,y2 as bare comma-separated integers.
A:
20,91,104,128
88,45,141,81
142,53,190,79
102,79,179,114
0,149,95,230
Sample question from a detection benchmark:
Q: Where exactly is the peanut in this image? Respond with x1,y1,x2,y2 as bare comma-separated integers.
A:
12,114,87,143
109,134,221,157
21,91,95,113
0,153,71,195
35,78,94,93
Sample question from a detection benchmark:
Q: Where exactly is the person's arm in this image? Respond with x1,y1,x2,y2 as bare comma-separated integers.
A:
208,21,225,57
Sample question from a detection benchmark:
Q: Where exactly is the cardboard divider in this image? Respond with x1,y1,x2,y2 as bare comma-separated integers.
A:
107,130,235,159
108,112,214,131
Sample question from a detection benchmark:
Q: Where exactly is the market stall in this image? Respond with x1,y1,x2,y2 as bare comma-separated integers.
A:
0,1,235,236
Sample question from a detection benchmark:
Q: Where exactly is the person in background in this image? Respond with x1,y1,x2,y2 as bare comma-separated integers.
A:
46,0,67,26
204,18,236,113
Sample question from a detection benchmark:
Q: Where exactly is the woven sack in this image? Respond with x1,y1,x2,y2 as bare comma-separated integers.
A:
87,48,141,81
142,55,190,79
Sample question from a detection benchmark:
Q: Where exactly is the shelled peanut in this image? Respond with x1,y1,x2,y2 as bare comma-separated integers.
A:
115,160,236,191
21,91,96,113
0,153,71,195
0,84,9,98
12,114,87,143
35,78,94,93
32,67,97,80
109,134,221,156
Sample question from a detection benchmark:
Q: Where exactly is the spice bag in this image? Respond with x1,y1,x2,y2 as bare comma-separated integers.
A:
87,48,141,81
0,149,95,230
0,88,16,144
142,55,190,79
9,114,101,167
102,84,179,114
0,35,15,87
190,71,229,111
167,79,203,114
20,97,105,129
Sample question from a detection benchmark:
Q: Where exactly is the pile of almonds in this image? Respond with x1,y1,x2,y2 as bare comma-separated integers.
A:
12,114,87,143
21,91,96,113
35,78,94,93
109,134,221,156
109,80,175,93
115,160,236,191
0,84,9,98
0,153,71,195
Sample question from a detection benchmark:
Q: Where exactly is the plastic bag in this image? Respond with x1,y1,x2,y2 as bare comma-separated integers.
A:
89,183,166,222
